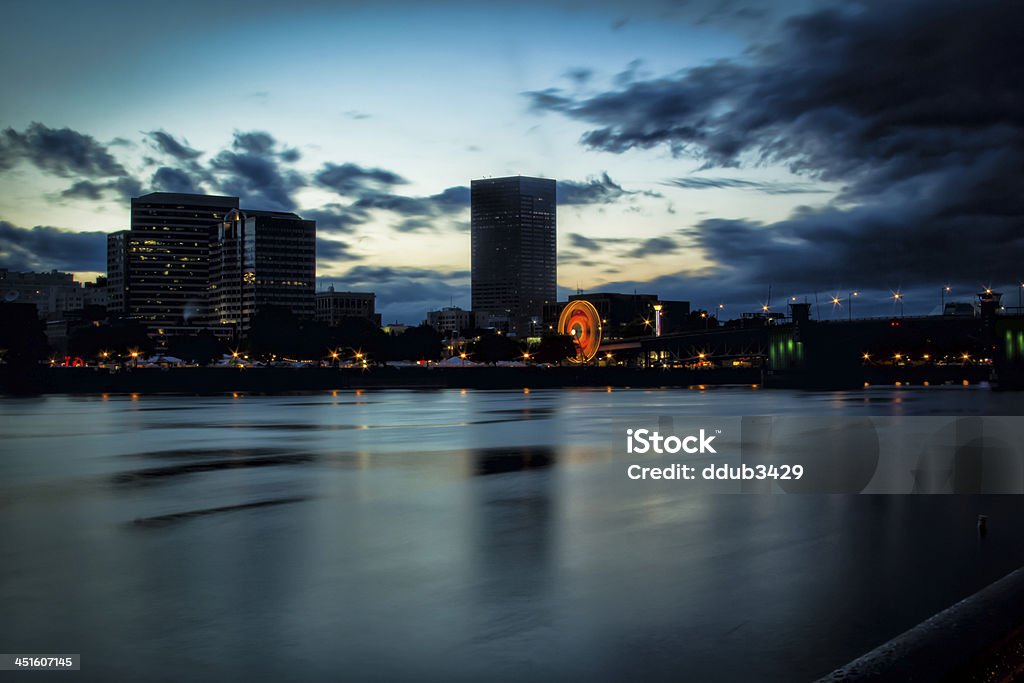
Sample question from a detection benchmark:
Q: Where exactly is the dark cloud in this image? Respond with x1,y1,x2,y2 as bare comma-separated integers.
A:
60,177,142,201
302,203,365,234
429,185,470,211
569,233,603,252
0,220,106,272
145,130,202,160
557,173,626,205
528,0,1024,292
665,176,828,195
317,237,363,263
564,67,594,85
326,265,471,324
557,172,660,205
0,122,126,177
232,131,276,155
210,130,304,211
314,162,406,195
625,236,680,259
151,166,204,194
345,185,470,232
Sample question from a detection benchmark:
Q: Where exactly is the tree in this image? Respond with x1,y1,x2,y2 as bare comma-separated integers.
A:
533,334,577,364
387,324,442,361
329,316,388,363
472,333,522,364
167,332,225,365
68,319,153,361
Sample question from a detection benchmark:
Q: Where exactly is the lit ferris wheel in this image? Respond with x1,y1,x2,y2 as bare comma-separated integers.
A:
557,300,602,363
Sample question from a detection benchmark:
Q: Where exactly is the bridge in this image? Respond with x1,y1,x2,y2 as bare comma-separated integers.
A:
595,299,1024,389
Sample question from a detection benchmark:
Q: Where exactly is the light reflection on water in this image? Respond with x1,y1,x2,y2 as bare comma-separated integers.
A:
1,387,1024,682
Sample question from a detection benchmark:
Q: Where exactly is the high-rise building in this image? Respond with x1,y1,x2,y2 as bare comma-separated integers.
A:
109,193,315,340
209,208,316,338
119,192,239,333
471,176,556,337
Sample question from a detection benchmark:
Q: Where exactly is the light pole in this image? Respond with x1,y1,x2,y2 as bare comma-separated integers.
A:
653,304,663,337
893,291,904,317
941,285,951,313
849,291,858,321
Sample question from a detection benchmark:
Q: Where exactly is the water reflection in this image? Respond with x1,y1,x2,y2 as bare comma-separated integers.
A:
1,388,1024,681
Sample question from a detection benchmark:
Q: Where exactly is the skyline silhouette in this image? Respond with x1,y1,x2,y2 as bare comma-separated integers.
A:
1,0,1020,324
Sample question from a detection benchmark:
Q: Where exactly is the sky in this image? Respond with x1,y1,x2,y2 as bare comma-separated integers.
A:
0,0,1021,324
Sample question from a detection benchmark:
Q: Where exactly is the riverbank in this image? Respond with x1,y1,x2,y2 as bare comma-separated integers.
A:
0,364,997,395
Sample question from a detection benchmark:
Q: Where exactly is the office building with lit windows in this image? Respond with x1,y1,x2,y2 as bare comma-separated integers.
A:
108,193,315,340
109,192,239,334
209,208,316,338
471,176,556,337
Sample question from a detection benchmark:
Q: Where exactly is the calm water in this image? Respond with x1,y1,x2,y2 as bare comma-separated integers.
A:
2,386,1024,682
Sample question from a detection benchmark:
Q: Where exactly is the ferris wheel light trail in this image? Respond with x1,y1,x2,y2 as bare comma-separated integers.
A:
557,300,602,363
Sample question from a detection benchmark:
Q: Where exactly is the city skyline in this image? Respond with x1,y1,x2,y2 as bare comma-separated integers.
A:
1,0,1021,324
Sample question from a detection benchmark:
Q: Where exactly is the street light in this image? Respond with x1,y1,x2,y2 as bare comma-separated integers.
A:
653,303,663,337
849,291,858,321
893,291,904,317
942,285,952,313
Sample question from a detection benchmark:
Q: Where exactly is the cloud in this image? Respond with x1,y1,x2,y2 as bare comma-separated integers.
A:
145,130,202,161
625,236,681,259
528,0,1024,292
150,166,205,194
302,203,366,234
325,265,471,324
317,237,364,263
209,130,304,211
0,122,126,177
342,185,470,232
314,162,406,195
565,232,631,255
569,233,603,252
557,172,661,205
557,173,627,205
665,176,829,195
564,67,594,85
59,177,143,201
0,220,106,272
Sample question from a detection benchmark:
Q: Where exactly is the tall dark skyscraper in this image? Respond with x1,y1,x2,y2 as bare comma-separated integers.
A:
471,176,556,337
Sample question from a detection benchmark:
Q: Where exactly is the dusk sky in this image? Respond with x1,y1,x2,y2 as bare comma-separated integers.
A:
1,0,1020,324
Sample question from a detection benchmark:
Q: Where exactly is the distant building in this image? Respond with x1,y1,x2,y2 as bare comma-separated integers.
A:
315,288,380,326
0,269,105,319
943,302,975,317
543,292,690,337
471,176,556,337
426,306,471,336
208,208,316,338
111,192,239,334
83,277,108,309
